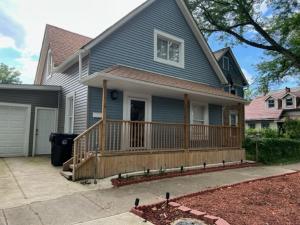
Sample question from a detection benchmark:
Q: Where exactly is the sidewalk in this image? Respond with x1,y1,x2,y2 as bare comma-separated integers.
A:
1,163,299,225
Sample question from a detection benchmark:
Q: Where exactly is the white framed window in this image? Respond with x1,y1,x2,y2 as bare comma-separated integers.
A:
229,111,238,127
222,56,230,71
46,49,53,80
64,92,75,133
268,99,275,108
154,29,184,68
286,96,294,107
190,102,208,125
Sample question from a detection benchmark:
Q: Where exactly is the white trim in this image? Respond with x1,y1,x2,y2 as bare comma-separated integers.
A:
81,72,246,103
0,84,61,91
64,92,76,133
190,101,209,125
32,107,58,156
229,110,238,127
46,49,53,80
175,0,228,84
222,56,230,71
55,0,228,84
154,29,185,68
0,102,31,157
123,91,152,122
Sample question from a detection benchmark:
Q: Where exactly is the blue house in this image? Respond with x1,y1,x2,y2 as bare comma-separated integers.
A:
35,0,247,180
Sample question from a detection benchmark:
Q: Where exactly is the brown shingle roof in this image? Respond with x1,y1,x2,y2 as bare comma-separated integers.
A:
102,65,244,101
46,24,92,66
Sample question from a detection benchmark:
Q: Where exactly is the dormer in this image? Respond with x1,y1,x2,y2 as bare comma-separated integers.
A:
282,93,296,109
265,96,278,109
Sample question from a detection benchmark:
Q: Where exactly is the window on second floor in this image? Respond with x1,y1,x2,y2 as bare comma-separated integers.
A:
268,99,275,108
286,97,294,107
154,30,184,68
222,56,230,71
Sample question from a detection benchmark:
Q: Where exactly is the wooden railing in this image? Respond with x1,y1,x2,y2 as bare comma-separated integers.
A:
105,120,241,153
73,120,102,169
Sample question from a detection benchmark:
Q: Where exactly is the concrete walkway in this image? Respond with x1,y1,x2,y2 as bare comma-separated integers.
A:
1,157,300,225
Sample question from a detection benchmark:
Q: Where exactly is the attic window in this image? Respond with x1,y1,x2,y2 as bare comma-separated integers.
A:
154,29,184,68
268,99,275,108
222,56,230,71
286,96,293,107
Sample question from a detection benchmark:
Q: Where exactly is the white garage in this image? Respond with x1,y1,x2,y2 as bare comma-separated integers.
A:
0,103,31,157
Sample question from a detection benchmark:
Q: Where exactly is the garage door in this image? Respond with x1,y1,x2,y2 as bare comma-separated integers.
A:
0,103,31,157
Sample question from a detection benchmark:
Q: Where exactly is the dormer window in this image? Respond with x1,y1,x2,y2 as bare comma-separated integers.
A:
286,96,293,107
222,56,230,71
268,99,275,108
154,29,184,68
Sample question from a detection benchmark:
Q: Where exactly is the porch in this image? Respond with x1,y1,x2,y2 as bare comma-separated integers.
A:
64,66,246,181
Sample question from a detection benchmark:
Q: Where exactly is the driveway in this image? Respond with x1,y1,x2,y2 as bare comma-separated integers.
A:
1,157,300,225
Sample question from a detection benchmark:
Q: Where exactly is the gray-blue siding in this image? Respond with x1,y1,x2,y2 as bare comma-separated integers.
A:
89,0,222,88
88,88,223,126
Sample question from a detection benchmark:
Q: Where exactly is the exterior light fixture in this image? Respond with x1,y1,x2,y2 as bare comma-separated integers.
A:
166,192,170,203
110,90,118,100
135,198,140,208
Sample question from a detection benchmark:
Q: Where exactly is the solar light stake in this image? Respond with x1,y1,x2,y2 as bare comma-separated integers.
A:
147,169,150,174
203,162,206,169
118,173,122,179
241,159,243,164
135,198,140,208
166,192,170,203
223,160,225,167
180,165,184,173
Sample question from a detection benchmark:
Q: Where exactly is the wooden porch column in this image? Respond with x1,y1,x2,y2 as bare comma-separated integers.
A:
238,103,245,146
184,94,190,150
100,80,107,155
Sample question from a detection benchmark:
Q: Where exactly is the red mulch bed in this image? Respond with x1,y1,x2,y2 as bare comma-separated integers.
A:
138,172,300,225
111,162,256,187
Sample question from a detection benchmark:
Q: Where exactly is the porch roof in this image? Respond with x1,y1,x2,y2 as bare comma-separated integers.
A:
81,65,246,104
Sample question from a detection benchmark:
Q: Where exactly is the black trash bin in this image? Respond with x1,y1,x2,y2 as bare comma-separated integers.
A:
49,133,78,166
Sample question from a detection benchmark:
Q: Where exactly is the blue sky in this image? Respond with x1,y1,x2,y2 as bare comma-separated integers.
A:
0,0,297,91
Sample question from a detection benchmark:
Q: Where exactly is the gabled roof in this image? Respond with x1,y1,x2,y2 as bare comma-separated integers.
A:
54,0,228,84
34,24,92,84
213,47,249,86
245,87,300,121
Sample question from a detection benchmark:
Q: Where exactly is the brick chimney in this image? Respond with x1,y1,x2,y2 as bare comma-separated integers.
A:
285,87,291,93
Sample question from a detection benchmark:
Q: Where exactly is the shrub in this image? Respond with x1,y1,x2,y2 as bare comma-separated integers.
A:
245,128,279,138
244,137,300,164
283,119,300,139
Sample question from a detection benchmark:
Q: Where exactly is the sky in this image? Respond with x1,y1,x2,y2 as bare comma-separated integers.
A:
0,0,297,91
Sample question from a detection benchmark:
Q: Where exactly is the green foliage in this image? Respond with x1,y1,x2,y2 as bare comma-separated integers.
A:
185,0,300,92
283,119,300,139
0,63,21,84
246,128,279,138
244,137,300,164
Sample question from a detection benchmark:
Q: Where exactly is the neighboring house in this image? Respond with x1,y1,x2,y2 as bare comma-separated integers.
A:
245,87,300,130
34,0,247,180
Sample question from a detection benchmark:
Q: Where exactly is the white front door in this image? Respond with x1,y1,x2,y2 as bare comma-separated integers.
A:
34,108,58,155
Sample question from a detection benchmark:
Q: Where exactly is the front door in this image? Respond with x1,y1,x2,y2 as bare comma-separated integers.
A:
130,99,146,148
34,108,58,155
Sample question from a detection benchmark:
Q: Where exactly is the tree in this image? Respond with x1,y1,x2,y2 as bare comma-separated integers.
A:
186,0,300,89
0,63,21,84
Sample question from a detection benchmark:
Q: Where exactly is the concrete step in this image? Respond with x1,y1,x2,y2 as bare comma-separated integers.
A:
60,171,73,180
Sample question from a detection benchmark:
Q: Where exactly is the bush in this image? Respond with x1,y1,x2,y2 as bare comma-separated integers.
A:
244,137,300,164
245,128,279,138
283,119,300,139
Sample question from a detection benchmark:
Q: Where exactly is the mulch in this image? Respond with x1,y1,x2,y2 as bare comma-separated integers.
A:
138,172,300,225
111,162,257,187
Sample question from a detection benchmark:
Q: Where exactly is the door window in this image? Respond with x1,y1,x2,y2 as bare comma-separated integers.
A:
65,93,75,133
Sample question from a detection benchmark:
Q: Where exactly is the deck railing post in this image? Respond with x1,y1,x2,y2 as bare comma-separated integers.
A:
100,80,107,155
183,94,190,151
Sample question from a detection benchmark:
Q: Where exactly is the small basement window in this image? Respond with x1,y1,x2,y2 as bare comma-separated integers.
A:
222,56,230,71
154,29,184,68
268,99,275,108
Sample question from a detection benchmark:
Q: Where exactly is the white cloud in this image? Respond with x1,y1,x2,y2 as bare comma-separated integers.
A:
2,0,147,84
0,35,16,49
242,68,254,84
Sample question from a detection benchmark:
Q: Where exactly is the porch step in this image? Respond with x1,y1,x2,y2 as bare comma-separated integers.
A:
60,171,73,180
